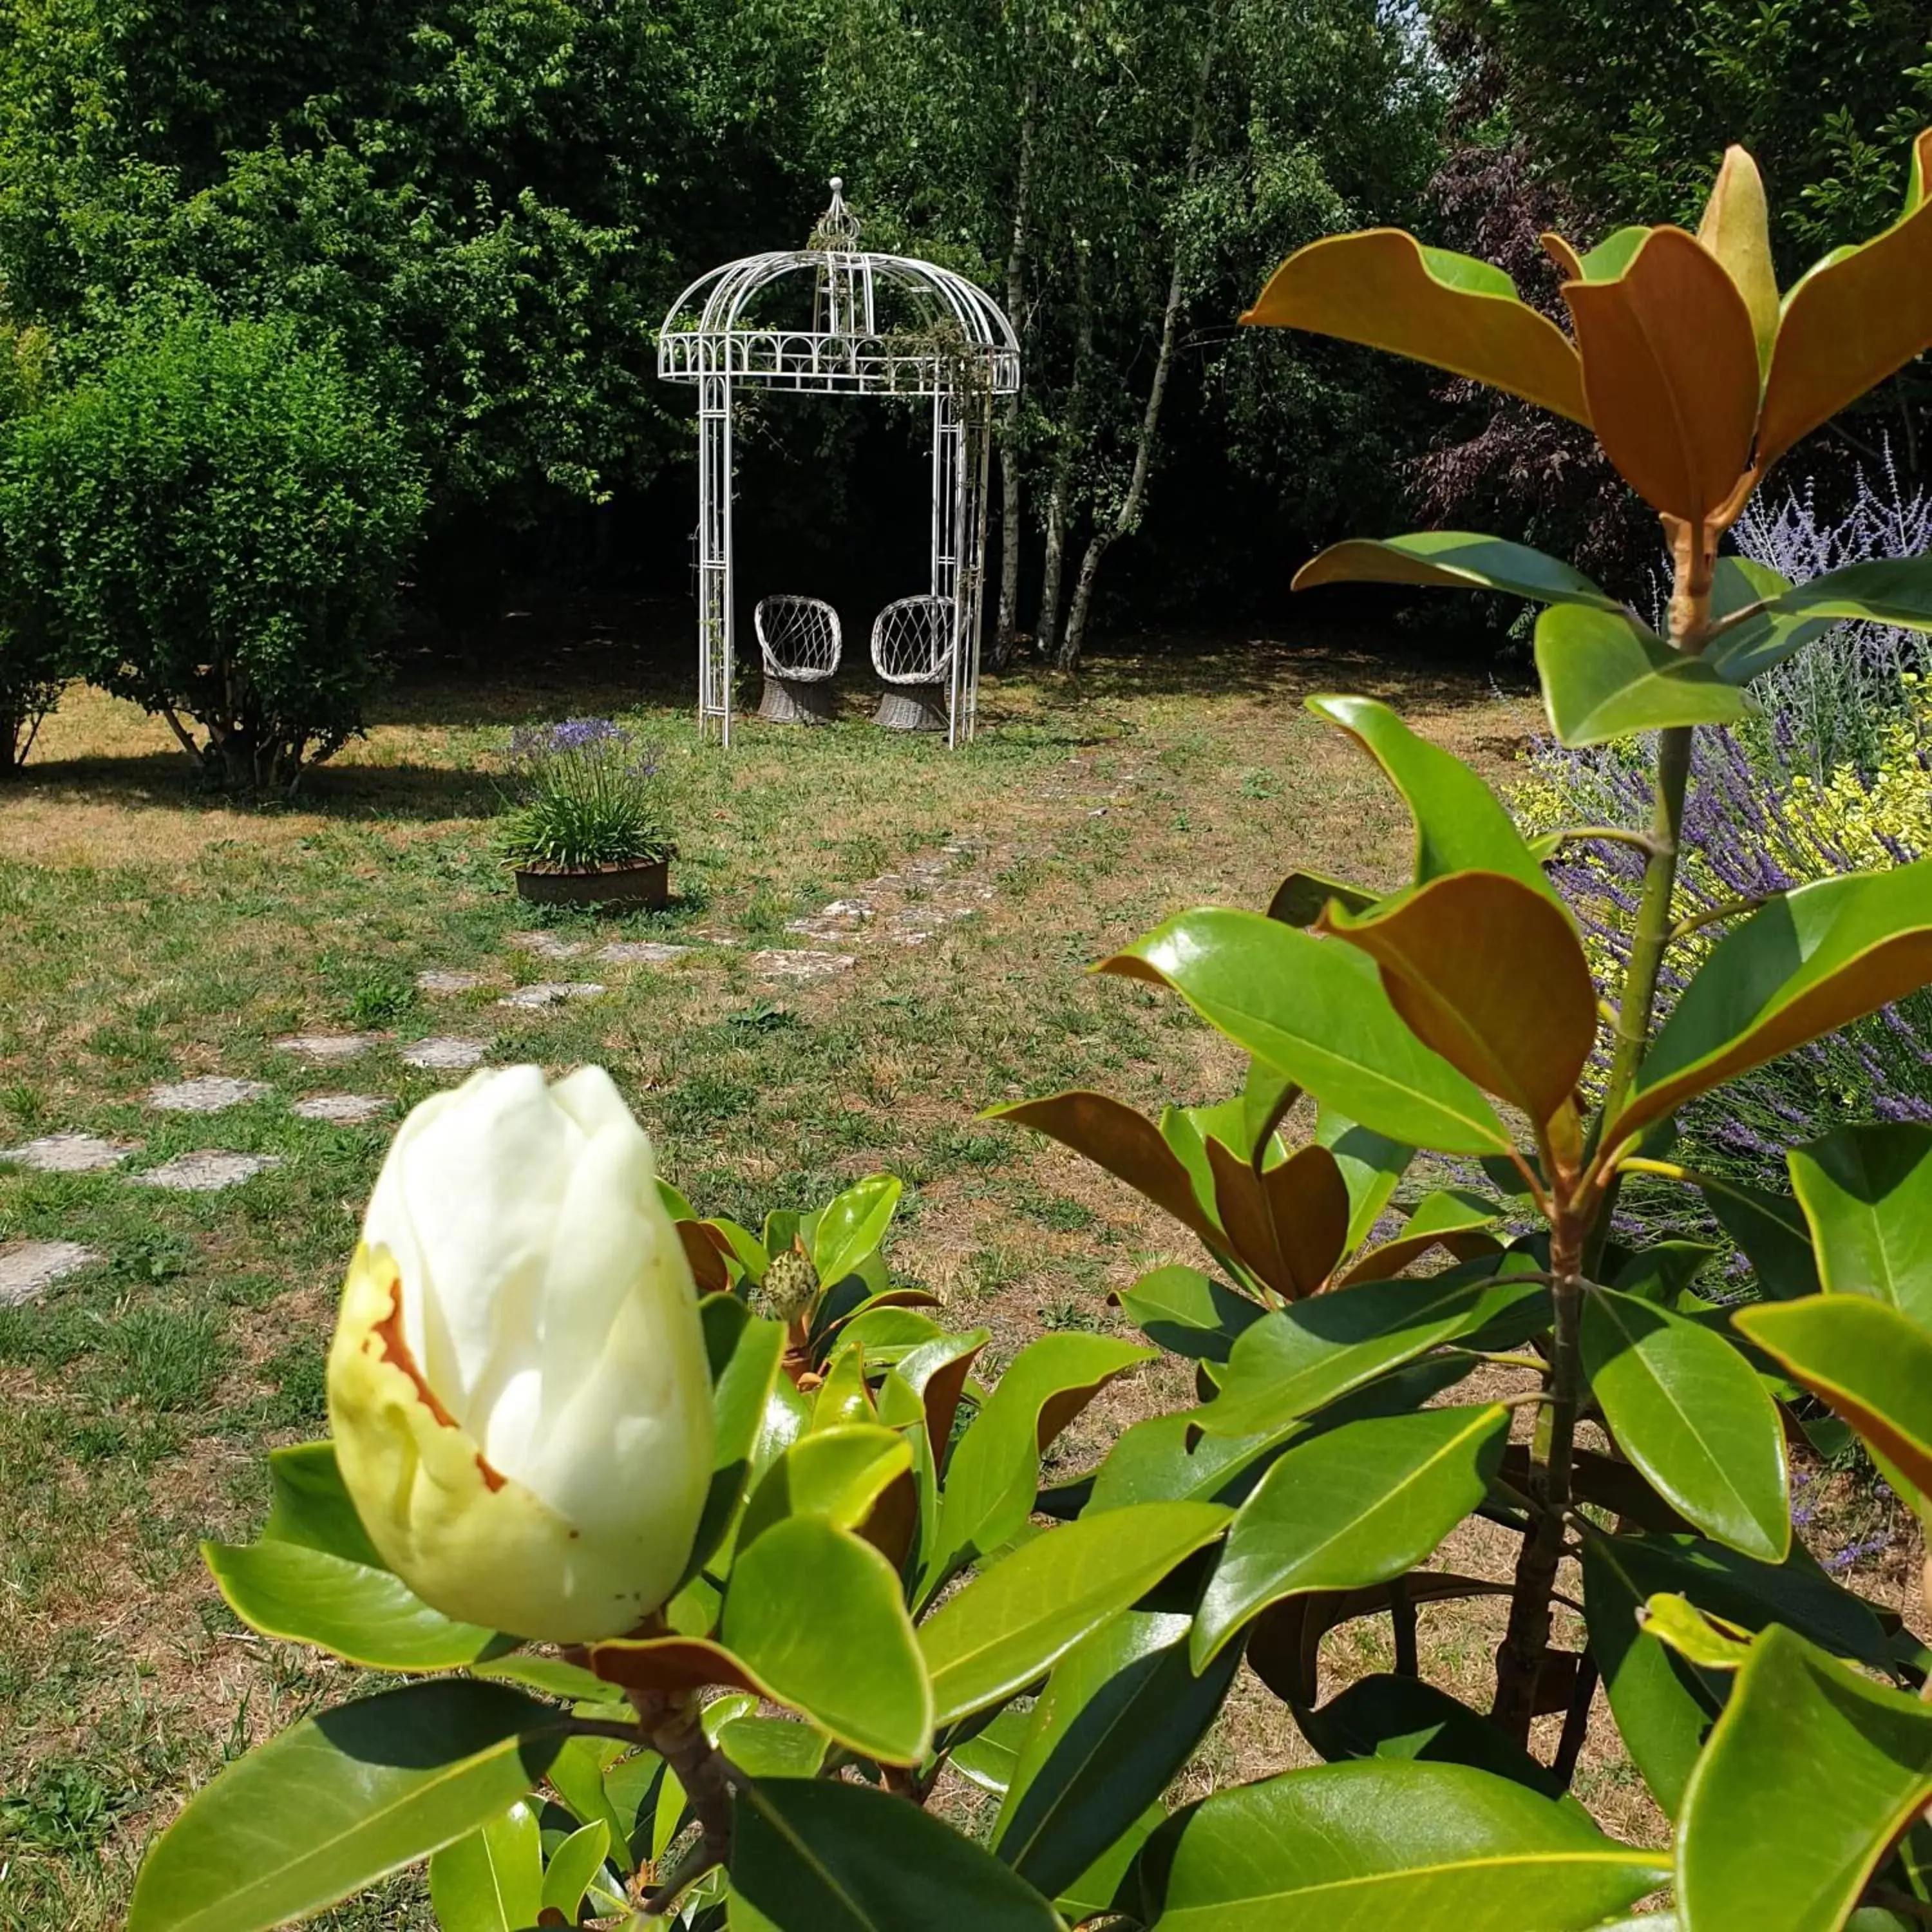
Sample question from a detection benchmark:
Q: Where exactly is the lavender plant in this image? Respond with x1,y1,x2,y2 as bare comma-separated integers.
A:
498,717,674,871
1731,446,1932,781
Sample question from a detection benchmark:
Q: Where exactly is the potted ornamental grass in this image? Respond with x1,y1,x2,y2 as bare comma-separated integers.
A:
500,717,676,909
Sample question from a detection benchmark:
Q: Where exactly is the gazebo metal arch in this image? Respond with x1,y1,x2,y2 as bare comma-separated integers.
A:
657,182,1020,747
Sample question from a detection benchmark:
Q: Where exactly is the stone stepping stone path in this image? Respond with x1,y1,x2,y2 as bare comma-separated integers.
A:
0,1240,102,1306
1,1132,142,1174
132,1151,282,1193
498,981,607,1009
292,1094,392,1124
417,969,491,995
509,931,586,961
752,950,856,981
402,1036,489,1070
149,1076,272,1113
274,1034,377,1062
596,940,690,967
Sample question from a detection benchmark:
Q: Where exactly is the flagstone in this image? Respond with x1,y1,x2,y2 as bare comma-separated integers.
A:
0,1132,142,1174
273,1034,377,1062
497,981,608,1009
0,1240,102,1305
148,1077,272,1113
292,1094,392,1124
401,1036,489,1070
131,1151,282,1193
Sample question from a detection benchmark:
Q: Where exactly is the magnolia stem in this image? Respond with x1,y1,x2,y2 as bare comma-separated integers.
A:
1492,1209,1586,1746
627,1688,734,1915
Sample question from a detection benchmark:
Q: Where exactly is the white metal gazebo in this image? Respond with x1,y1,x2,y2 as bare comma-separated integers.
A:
657,182,1021,747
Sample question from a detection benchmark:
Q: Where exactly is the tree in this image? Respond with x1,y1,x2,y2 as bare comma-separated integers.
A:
0,0,803,524
1,312,424,790
806,0,1443,670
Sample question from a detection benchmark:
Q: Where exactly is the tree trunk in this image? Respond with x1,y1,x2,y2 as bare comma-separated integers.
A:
1055,28,1218,674
1035,261,1095,661
991,56,1037,670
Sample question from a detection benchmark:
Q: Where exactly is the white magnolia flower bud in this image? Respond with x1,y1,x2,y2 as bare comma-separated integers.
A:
327,1065,714,1642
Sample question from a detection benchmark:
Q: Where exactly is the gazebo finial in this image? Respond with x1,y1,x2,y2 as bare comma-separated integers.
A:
811,176,863,252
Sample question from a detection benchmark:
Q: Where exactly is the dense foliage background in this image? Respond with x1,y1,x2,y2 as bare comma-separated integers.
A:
0,0,1926,659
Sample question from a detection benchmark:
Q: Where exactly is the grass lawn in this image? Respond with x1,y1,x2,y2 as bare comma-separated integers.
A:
1,603,1562,1927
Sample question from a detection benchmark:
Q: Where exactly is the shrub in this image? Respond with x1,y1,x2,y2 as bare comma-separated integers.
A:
498,718,673,870
0,317,60,773
0,312,425,790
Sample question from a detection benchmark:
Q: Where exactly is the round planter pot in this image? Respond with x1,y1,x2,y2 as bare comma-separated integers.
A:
513,858,670,911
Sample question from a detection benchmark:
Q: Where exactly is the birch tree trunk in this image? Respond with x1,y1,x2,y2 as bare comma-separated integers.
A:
1056,28,1218,674
991,57,1037,669
1034,263,1095,663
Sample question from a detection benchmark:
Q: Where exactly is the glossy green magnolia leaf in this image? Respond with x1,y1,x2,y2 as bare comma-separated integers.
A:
1206,1139,1351,1298
471,1655,607,1702
1696,148,1780,365
261,1441,384,1567
1197,1262,1544,1437
1560,226,1761,528
1789,1123,1932,1329
200,1540,507,1673
1735,1295,1932,1502
920,1503,1231,1730
1192,1405,1510,1665
126,1681,571,1932
427,1801,542,1932
1677,1625,1932,1932
1640,1593,1752,1671
1315,1106,1414,1251
1085,1412,1290,1515
1103,909,1511,1155
889,1326,989,1459
1535,605,1751,746
1583,1525,1896,1815
1268,869,1376,927
1723,556,1932,672
812,1173,902,1287
989,1089,1223,1246
720,1515,933,1766
1337,1188,1503,1287
683,1303,787,1581
730,1776,1065,1931
1695,1170,1820,1301
1322,870,1596,1128
1134,1759,1666,1929
1307,694,1558,901
949,1704,1035,1798
1609,862,1932,1150
932,1331,1154,1582
544,1738,643,1872
737,1424,913,1552
715,1712,830,1779
1302,1674,1564,1798
1701,556,1828,687
1580,1286,1789,1562
1611,1240,1723,1305
994,1609,1242,1899
1244,229,1591,422
539,1819,611,1922
1114,1264,1264,1362
1054,1804,1166,1924
826,1306,947,1370
811,1343,876,1427
1293,532,1620,609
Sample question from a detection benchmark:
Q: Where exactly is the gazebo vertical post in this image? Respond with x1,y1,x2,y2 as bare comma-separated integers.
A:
960,384,994,744
932,386,964,746
697,356,735,744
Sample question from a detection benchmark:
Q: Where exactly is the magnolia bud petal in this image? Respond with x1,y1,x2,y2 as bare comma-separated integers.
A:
328,1245,683,1640
327,1066,714,1643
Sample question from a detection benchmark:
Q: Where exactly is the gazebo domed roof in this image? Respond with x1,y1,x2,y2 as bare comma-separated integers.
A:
657,181,1019,399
